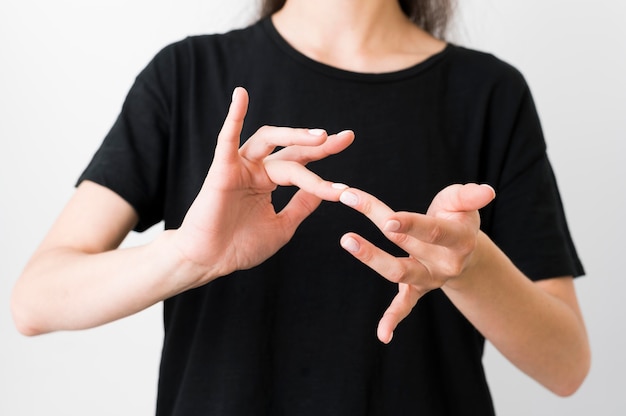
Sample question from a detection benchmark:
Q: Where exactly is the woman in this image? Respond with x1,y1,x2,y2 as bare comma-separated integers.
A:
12,0,590,414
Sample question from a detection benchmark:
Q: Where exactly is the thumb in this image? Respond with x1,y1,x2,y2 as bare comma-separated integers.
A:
430,183,496,214
278,189,323,236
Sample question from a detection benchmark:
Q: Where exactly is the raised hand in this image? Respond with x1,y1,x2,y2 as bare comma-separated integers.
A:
172,87,354,286
337,183,496,343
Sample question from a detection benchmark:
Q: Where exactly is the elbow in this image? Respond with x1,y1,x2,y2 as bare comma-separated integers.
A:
551,376,587,398
14,321,43,337
10,286,47,337
548,349,591,397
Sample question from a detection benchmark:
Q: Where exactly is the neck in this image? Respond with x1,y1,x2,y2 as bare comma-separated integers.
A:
272,0,446,73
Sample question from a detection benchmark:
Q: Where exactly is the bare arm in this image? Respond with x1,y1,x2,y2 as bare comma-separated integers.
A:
443,242,589,397
11,87,354,336
337,184,590,396
11,181,187,335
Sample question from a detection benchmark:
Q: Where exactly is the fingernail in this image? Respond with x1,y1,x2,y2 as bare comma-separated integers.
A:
383,220,401,232
308,129,326,136
341,236,360,253
480,183,496,195
331,183,349,190
339,191,358,207
335,129,353,138
231,87,239,102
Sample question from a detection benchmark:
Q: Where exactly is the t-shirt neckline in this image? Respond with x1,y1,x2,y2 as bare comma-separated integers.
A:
260,17,452,82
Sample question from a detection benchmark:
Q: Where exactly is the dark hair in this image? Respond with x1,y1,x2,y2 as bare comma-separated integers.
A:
259,0,455,39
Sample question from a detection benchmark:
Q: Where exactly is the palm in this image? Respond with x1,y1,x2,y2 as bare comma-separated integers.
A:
197,167,285,272
338,183,496,342
172,88,353,281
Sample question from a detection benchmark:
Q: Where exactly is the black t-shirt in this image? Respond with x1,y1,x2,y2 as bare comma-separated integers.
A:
79,18,584,416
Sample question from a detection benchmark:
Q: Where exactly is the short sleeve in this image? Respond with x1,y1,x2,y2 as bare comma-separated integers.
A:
77,44,176,232
484,70,584,281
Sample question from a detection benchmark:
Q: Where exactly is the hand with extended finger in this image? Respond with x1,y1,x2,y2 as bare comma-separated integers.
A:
338,183,496,343
171,87,354,287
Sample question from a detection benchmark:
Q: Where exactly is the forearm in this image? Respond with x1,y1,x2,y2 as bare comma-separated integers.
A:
11,230,206,336
442,232,590,396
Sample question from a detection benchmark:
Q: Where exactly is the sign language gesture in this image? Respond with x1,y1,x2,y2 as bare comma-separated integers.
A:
10,87,353,334
338,184,496,343
173,87,354,286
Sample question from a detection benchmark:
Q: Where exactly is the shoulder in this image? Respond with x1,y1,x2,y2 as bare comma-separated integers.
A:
150,21,266,67
442,45,529,92
131,21,268,95
433,44,536,118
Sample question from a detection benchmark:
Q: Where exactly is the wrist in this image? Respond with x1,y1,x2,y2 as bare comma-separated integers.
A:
442,231,489,293
152,230,221,294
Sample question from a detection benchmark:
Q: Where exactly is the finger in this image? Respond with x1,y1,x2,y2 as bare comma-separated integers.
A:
338,187,435,252
340,184,492,250
277,189,323,235
214,87,249,163
265,159,348,201
428,183,496,215
267,130,355,164
377,284,421,344
383,211,474,250
339,233,430,286
338,187,396,228
239,127,329,161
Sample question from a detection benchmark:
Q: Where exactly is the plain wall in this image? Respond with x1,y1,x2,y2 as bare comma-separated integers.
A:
1,0,624,414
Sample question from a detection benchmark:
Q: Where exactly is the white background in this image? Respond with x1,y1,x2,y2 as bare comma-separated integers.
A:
1,0,624,414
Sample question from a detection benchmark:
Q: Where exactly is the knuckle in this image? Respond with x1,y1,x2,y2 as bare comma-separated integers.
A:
458,234,477,255
440,256,466,278
387,261,410,284
389,231,410,246
359,249,374,263
447,262,464,277
256,125,272,135
410,283,430,299
359,197,373,214
428,223,445,244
